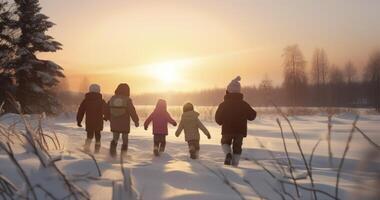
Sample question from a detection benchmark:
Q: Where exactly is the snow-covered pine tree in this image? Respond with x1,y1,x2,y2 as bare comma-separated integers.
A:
0,0,17,112
10,0,64,114
0,0,16,70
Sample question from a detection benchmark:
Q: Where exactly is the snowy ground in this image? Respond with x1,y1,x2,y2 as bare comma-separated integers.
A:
0,112,379,200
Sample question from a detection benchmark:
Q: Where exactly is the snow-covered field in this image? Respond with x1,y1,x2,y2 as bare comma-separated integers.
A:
0,112,379,200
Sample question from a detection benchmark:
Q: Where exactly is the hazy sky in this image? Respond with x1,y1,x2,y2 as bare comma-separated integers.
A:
38,0,380,94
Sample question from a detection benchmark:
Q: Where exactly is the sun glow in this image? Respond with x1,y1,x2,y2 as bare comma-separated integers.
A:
148,59,192,84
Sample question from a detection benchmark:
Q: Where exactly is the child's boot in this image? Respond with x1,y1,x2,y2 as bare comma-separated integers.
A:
121,144,128,157
110,140,117,158
84,139,91,152
94,142,101,154
232,154,241,167
189,146,196,159
222,144,232,165
195,150,199,159
153,145,159,157
159,143,165,153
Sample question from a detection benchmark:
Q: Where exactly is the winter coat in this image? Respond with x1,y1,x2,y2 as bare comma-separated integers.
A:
77,92,107,132
175,111,210,141
144,100,176,135
106,95,139,134
215,93,256,137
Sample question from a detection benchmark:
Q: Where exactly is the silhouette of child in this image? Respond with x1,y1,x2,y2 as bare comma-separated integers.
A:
77,84,107,153
215,76,257,166
144,99,177,156
175,102,211,159
106,83,139,157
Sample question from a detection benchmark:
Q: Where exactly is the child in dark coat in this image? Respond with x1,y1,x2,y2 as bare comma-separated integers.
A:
215,76,257,166
77,84,107,153
106,83,139,157
144,99,177,156
175,103,211,159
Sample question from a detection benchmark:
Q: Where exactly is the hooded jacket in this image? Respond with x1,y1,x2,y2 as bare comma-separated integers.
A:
106,84,139,134
175,111,210,141
215,93,256,137
144,99,176,135
77,92,107,131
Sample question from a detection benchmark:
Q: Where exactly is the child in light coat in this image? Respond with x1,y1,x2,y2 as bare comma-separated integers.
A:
175,103,211,159
144,99,177,156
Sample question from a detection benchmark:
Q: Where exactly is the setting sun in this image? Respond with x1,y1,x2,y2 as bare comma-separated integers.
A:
147,59,193,84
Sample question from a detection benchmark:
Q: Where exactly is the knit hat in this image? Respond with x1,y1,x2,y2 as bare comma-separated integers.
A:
89,84,101,93
227,76,241,93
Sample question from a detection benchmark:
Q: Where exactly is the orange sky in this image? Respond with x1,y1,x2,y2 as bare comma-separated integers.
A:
38,0,380,94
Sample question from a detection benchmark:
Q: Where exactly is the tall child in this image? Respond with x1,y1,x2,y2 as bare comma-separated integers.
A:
107,83,139,157
144,99,177,156
77,84,107,153
215,76,257,166
175,103,211,159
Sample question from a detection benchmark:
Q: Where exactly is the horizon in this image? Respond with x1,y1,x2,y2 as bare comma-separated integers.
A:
38,0,380,94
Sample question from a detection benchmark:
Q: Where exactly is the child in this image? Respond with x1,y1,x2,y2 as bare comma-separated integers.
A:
77,84,107,153
144,99,177,156
175,102,211,159
106,83,139,157
215,76,256,166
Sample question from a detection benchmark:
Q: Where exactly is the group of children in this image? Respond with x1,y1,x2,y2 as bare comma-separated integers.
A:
77,76,256,166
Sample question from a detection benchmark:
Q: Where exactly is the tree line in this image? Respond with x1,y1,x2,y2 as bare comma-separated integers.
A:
133,45,380,112
37,45,380,112
279,45,379,111
0,0,64,114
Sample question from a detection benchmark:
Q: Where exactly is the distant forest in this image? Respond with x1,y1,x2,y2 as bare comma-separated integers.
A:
57,45,380,112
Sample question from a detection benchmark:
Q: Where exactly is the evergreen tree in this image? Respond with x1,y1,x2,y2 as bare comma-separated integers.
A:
0,1,15,67
8,0,64,114
0,0,17,112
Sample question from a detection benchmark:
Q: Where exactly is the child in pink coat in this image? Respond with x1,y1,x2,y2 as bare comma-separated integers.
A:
144,99,177,156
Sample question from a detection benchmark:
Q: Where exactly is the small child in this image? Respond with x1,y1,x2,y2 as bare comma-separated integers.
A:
215,76,256,167
77,84,107,153
107,83,139,157
144,99,177,156
175,103,211,159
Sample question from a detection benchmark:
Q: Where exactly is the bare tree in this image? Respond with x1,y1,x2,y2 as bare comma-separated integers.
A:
344,61,357,84
282,44,308,106
311,48,329,85
310,48,329,106
364,50,380,112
